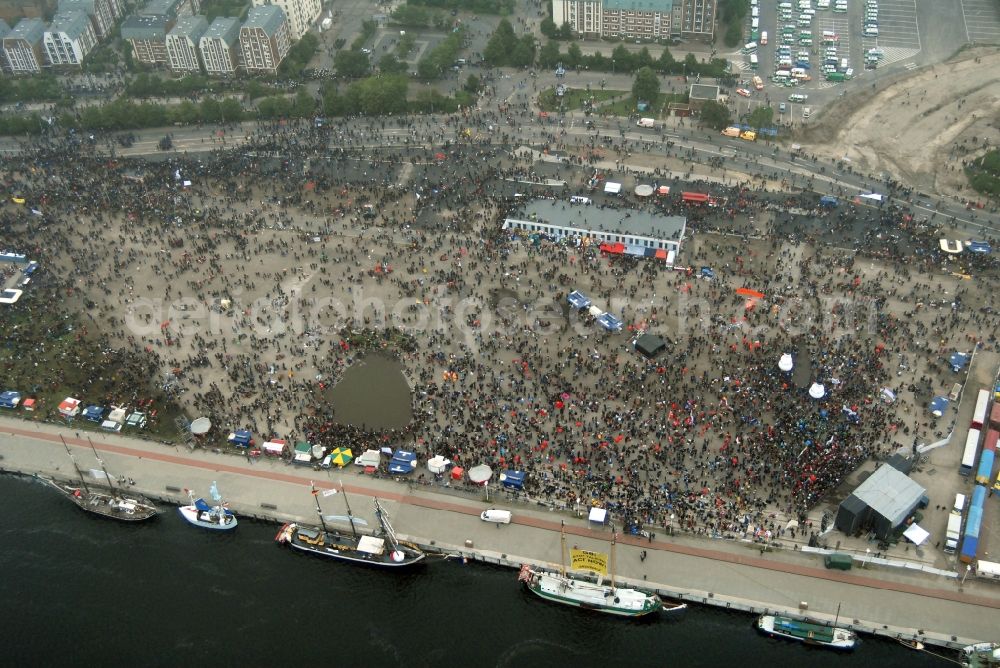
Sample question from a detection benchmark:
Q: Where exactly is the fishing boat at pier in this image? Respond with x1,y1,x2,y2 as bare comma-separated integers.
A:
756,613,858,650
961,642,1000,668
178,481,237,531
518,522,683,618
275,482,425,568
43,436,158,523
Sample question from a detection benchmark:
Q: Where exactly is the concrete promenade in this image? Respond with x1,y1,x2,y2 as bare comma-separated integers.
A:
1,415,998,652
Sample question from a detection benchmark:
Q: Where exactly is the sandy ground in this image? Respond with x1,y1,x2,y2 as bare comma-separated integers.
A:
800,46,1000,200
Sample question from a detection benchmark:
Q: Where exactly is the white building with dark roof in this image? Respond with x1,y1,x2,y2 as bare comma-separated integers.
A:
0,20,11,72
3,18,47,72
252,0,319,40
239,5,289,74
199,16,239,74
44,9,97,65
121,13,170,64
166,14,207,71
58,0,123,39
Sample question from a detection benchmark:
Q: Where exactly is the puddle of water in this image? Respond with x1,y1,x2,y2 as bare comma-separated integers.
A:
326,355,413,431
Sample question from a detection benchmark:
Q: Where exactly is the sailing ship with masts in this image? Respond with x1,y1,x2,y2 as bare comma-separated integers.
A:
275,481,425,568
40,436,158,522
518,522,684,617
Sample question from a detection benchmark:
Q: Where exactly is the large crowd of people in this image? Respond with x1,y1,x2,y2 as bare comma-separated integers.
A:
1,112,997,544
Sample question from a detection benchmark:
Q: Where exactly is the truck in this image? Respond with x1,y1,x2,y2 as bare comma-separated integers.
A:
740,130,757,141
722,126,742,138
819,195,839,207
824,553,853,570
636,117,656,128
944,513,963,554
826,72,846,82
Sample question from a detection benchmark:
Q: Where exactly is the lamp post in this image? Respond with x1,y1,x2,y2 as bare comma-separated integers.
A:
863,548,871,568
962,564,972,586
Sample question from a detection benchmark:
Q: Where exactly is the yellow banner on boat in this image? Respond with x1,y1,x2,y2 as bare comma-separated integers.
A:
570,549,608,575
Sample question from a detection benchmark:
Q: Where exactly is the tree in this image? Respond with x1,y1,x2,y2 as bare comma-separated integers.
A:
538,40,562,69
483,19,516,65
747,106,774,129
292,89,316,117
378,54,407,74
558,22,573,39
219,97,243,123
540,16,557,38
612,44,634,72
657,47,676,73
200,97,222,123
565,42,582,68
631,66,660,104
724,21,742,48
509,35,536,67
335,50,371,78
463,74,481,93
699,100,731,130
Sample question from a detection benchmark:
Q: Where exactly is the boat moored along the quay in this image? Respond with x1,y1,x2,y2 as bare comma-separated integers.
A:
756,613,859,650
178,481,237,531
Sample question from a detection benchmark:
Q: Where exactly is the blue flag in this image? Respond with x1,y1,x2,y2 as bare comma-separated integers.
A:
209,481,222,503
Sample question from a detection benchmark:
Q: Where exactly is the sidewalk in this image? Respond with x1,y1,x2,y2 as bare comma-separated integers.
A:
0,414,997,649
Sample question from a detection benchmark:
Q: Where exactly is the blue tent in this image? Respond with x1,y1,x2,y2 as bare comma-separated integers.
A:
388,449,417,474
968,240,992,254
700,267,715,279
928,396,949,417
567,290,591,309
0,391,21,408
597,313,623,332
228,430,252,446
949,352,969,372
500,470,526,490
82,405,105,422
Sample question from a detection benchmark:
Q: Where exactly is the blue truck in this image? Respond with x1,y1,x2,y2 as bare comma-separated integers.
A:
819,195,839,208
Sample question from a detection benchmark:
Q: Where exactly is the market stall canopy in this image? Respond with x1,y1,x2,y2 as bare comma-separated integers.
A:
58,397,81,416
634,184,654,197
589,507,607,524
880,388,896,404
190,417,211,434
330,447,353,467
949,352,970,372
228,430,253,446
389,450,417,474
468,464,493,484
356,449,381,467
0,391,21,408
500,470,526,490
634,333,667,359
450,466,464,480
567,290,591,310
903,523,929,546
597,313,623,332
778,353,794,372
808,383,826,399
928,396,949,417
603,182,622,194
262,439,287,454
656,185,670,196
427,454,451,474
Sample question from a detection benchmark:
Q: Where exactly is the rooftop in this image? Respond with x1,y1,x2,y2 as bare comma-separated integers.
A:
140,0,182,17
58,0,96,14
121,13,168,39
169,14,208,39
851,464,926,527
242,4,285,35
47,9,91,38
8,17,46,43
507,199,686,242
603,0,674,11
0,19,12,37
202,15,239,43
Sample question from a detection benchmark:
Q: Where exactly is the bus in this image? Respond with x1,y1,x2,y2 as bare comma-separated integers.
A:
749,54,759,69
743,42,758,54
977,560,1000,582
972,388,990,429
959,485,987,564
960,428,981,476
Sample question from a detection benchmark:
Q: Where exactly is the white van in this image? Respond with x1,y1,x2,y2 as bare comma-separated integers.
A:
743,41,758,53
752,6,759,16
760,30,768,44
481,509,512,524
570,196,592,205
863,26,878,35
802,8,815,15
840,57,849,70
636,117,656,128
778,2,793,8
752,17,760,28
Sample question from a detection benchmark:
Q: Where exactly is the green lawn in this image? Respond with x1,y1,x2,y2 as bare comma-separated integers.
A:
966,149,1000,199
603,92,689,118
537,88,623,112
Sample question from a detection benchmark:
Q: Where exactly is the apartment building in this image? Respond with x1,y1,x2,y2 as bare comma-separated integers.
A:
251,0,319,40
198,15,239,74
552,0,715,41
43,8,97,65
121,13,170,64
0,19,10,72
2,16,45,72
57,0,123,40
239,5,288,74
166,14,206,71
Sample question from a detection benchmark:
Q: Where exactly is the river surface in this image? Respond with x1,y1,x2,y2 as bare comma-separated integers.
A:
0,474,950,667
327,354,413,430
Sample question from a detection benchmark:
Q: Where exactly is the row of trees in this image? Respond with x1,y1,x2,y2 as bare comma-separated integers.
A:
416,28,465,78
406,0,514,14
535,40,730,78
483,19,537,68
698,100,774,130
391,3,456,29
0,75,64,104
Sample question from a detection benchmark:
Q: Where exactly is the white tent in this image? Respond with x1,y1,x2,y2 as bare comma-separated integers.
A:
778,353,793,372
427,455,451,474
356,449,381,467
808,383,826,399
589,507,607,524
903,523,929,546
603,182,622,194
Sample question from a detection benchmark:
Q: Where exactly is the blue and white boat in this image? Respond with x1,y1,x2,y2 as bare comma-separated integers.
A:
179,482,237,531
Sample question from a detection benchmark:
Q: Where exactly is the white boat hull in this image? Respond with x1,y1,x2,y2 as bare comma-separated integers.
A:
178,505,238,531
522,569,662,617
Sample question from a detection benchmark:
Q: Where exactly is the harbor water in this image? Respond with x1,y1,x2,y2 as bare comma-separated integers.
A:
0,474,950,667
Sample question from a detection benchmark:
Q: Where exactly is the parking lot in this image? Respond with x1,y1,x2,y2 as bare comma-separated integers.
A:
959,0,1000,42
858,0,921,63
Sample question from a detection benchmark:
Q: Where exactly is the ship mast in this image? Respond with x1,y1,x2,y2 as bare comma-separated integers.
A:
340,481,359,538
60,435,89,493
373,498,399,549
311,482,329,533
559,521,567,576
88,437,116,491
